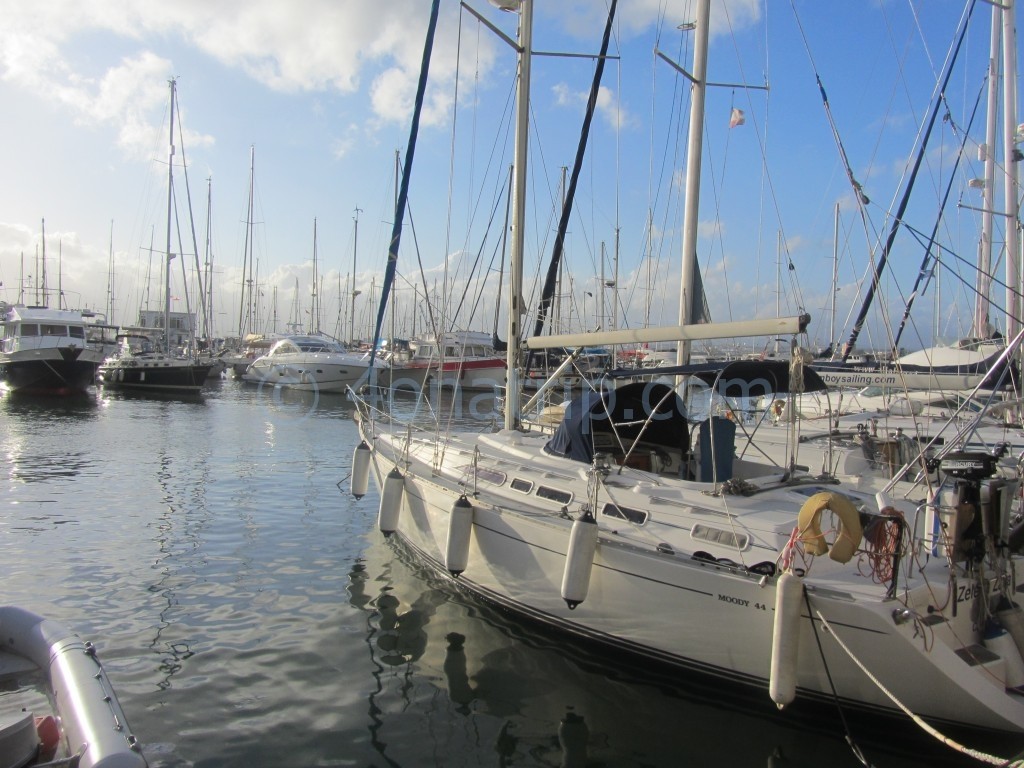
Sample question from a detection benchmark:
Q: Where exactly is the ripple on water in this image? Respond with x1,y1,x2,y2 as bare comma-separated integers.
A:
0,383,999,767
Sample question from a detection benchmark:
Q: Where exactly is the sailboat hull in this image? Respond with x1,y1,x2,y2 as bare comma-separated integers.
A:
360,425,1024,734
98,359,212,393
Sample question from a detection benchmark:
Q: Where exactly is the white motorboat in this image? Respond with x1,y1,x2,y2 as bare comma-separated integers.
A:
0,606,147,768
243,335,374,393
0,304,104,394
244,335,434,395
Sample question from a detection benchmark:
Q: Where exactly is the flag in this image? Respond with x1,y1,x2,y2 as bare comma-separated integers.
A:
729,108,745,128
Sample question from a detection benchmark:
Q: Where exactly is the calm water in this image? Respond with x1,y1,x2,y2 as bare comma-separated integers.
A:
1,379,1019,767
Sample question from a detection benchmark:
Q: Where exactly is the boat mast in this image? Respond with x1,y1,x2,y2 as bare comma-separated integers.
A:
974,4,1000,338
204,178,214,345
504,0,533,431
106,219,115,324
675,0,710,367
351,206,361,346
831,203,839,356
164,79,176,355
367,0,440,379
39,218,47,307
1001,0,1020,343
238,145,255,339
311,217,319,334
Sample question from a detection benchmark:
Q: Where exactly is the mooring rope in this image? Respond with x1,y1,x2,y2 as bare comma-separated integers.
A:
813,608,1024,766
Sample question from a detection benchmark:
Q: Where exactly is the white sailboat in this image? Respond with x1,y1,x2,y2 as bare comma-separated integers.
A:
98,79,212,394
352,0,1024,743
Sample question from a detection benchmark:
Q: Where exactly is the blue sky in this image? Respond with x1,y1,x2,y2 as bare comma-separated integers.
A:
0,0,1018,354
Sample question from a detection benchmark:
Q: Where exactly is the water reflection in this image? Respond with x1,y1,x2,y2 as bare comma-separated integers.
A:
0,391,101,488
4,377,1015,767
98,387,209,406
6,447,95,484
442,632,474,714
242,379,358,420
0,387,100,414
347,535,1008,768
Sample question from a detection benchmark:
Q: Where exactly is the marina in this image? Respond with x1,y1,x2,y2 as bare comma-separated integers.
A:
0,379,1019,767
2,0,1024,764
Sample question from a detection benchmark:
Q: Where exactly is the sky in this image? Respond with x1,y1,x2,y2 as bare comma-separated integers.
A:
0,0,1019,355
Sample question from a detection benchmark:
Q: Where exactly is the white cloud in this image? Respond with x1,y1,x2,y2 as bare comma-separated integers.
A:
552,82,634,131
698,218,723,240
545,0,762,40
0,0,479,156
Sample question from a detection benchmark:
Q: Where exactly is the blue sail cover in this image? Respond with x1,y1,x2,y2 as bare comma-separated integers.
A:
545,382,688,464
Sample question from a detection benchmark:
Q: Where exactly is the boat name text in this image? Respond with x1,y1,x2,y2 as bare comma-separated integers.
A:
718,594,749,607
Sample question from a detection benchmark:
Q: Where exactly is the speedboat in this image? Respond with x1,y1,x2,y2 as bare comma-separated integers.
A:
243,335,373,393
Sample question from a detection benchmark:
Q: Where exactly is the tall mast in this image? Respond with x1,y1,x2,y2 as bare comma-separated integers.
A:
350,206,361,345
504,0,533,431
238,145,255,339
675,0,710,366
39,218,46,306
164,79,176,355
975,3,1000,337
106,219,115,323
1002,0,1020,342
311,217,319,334
831,203,839,355
203,177,214,343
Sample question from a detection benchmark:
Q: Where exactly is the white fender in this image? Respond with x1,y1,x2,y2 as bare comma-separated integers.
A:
561,510,599,610
377,467,405,534
769,571,803,708
445,496,474,576
351,441,371,499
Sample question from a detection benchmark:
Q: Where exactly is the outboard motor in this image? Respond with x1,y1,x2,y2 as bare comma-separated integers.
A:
932,451,1010,562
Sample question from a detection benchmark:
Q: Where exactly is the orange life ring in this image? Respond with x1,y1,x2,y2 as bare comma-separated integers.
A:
797,491,863,564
